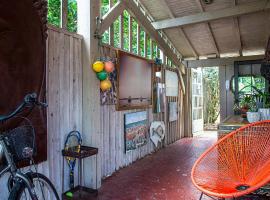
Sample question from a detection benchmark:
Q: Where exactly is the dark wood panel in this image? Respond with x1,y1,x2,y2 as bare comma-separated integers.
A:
0,0,48,165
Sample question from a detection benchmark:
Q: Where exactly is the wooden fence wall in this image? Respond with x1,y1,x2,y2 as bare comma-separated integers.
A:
100,46,185,178
0,26,185,198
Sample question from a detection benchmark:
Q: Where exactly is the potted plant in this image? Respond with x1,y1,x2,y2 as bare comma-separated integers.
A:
246,104,261,123
254,90,270,120
239,95,254,118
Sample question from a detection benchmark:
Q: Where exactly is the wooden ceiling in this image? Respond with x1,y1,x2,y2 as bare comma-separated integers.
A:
140,0,270,59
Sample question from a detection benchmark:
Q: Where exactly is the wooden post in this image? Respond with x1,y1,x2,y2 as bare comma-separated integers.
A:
109,0,114,46
137,25,141,55
120,14,124,49
144,33,147,57
150,39,153,59
129,15,133,52
61,0,68,29
77,0,101,189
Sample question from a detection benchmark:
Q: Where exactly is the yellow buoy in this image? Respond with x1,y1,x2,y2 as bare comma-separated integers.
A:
100,79,112,91
92,61,104,72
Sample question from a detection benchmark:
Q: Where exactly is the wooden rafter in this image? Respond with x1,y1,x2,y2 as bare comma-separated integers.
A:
137,0,185,67
152,0,270,30
185,55,264,68
99,1,126,35
195,0,220,56
234,0,243,56
123,0,185,74
159,0,198,58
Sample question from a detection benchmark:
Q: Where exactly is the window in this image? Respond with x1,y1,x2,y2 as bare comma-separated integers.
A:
47,0,78,32
232,75,266,100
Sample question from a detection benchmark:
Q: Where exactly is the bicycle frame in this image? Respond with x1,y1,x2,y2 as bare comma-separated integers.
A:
0,134,38,199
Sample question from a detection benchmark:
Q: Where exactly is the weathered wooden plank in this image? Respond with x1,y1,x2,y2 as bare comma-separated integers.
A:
61,0,68,29
58,32,68,191
99,1,126,35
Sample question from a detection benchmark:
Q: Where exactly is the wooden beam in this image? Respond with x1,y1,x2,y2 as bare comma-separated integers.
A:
150,39,153,59
195,0,220,56
144,32,147,57
122,0,185,74
152,0,270,30
99,1,126,35
119,14,124,49
77,0,101,189
129,15,133,52
234,0,243,56
185,55,264,68
159,0,198,58
61,0,68,29
137,25,141,55
109,0,114,46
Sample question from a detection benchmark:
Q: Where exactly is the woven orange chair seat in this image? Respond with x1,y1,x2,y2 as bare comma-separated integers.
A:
191,120,270,199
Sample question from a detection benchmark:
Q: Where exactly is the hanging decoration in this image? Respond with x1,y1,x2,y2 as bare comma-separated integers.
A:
96,70,108,81
91,24,116,93
150,121,165,147
100,79,112,91
104,60,115,73
92,61,104,72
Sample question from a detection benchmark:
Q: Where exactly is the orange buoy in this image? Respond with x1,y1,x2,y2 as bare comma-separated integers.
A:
104,61,115,73
100,79,112,91
92,61,104,72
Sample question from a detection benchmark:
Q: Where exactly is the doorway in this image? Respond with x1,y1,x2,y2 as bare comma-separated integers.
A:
192,67,220,136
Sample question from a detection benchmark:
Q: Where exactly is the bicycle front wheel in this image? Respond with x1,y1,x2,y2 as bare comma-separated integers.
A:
11,172,60,200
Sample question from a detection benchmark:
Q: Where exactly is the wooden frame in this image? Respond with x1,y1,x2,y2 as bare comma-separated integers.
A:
152,0,270,30
116,50,153,111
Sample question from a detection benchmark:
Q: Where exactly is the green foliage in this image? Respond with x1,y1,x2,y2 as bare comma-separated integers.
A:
203,67,220,124
100,1,160,60
48,0,61,27
47,0,78,32
67,0,77,32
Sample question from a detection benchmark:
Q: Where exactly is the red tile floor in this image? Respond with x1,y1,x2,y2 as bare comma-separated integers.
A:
96,133,217,200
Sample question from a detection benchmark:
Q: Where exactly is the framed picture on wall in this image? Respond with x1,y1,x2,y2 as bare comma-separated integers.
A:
124,111,148,152
165,70,179,97
116,50,153,110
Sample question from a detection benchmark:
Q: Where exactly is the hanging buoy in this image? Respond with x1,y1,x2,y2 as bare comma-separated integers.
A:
92,61,104,72
100,79,112,91
96,70,108,81
104,60,115,73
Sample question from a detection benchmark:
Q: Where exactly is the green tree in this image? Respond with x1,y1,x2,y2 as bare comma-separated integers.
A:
47,0,77,32
203,67,220,125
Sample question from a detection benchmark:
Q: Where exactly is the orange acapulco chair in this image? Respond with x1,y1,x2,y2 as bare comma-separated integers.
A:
191,120,270,200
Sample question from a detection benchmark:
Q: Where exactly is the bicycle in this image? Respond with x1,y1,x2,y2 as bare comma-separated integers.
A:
0,93,60,200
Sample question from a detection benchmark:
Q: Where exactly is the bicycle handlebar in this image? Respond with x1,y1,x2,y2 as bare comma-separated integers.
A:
0,93,47,122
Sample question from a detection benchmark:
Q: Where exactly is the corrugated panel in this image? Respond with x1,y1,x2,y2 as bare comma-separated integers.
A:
166,0,200,17
209,18,239,54
240,11,270,52
139,0,171,20
202,0,234,11
165,29,195,57
183,23,217,56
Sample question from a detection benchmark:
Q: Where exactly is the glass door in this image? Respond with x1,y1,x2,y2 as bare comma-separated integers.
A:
192,68,204,133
